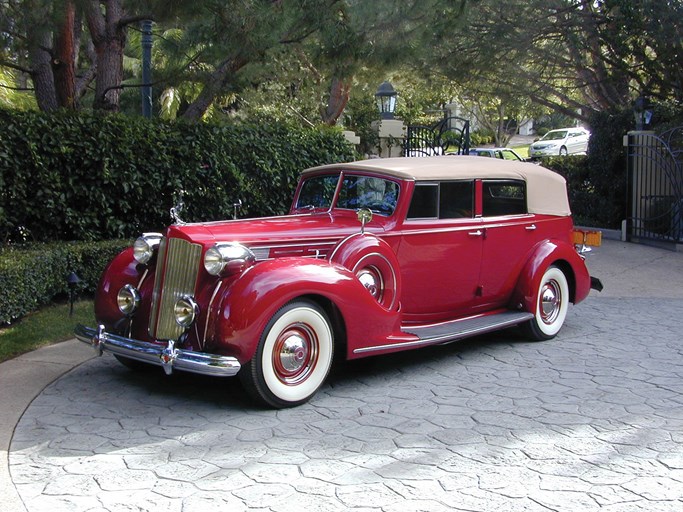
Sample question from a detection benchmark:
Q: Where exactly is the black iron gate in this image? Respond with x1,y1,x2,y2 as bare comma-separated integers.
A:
626,127,683,247
405,116,470,157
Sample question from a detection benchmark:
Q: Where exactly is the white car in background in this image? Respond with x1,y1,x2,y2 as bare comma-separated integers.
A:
529,128,590,158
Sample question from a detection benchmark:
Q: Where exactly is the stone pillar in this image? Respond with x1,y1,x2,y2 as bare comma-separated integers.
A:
341,130,360,147
370,119,406,158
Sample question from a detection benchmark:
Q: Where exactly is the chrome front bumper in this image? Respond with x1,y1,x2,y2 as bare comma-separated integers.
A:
75,324,241,377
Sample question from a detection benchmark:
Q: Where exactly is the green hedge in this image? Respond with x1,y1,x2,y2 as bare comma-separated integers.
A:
0,240,130,324
0,109,356,243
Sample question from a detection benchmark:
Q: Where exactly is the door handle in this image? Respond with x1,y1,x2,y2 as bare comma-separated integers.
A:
468,230,483,237
525,224,537,231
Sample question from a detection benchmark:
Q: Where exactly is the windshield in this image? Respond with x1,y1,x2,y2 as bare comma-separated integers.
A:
541,130,568,141
295,174,340,211
295,173,399,216
337,175,399,216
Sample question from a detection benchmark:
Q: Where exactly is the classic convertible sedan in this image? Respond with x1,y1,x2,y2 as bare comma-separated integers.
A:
76,157,602,408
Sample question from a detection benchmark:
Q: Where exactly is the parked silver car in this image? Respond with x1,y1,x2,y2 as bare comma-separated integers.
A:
529,128,590,158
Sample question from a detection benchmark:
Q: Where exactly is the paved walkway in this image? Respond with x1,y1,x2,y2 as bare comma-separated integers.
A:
2,240,683,511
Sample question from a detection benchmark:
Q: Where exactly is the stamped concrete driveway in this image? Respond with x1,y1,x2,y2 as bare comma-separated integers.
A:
8,240,683,511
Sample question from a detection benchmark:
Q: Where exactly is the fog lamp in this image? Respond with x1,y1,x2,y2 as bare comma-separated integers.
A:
174,295,199,328
117,284,140,316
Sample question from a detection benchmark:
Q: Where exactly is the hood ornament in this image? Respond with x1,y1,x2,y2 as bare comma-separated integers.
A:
170,191,186,225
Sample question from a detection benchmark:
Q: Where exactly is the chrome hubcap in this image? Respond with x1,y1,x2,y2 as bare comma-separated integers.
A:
540,280,561,324
279,334,308,373
273,324,317,384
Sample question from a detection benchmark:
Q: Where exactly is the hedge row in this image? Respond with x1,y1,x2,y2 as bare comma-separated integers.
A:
0,239,130,324
0,108,356,244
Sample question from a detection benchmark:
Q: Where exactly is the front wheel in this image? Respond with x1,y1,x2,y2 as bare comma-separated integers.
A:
521,266,569,341
559,146,568,156
239,300,334,408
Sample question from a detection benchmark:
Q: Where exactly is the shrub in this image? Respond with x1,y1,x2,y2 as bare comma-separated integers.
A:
0,240,130,324
541,108,633,229
0,109,356,243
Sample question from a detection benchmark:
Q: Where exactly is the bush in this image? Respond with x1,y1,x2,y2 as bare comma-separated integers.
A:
0,109,356,244
0,240,130,324
470,129,495,147
541,108,632,229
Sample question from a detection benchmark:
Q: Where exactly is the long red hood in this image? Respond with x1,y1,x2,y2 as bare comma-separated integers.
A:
163,211,386,248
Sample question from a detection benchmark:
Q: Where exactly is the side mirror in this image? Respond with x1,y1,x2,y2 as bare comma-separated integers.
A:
357,208,373,234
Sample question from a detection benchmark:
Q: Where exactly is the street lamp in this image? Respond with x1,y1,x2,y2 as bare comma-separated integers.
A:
375,81,397,120
633,95,652,131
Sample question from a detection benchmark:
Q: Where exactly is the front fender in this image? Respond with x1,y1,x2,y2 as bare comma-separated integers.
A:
94,247,153,338
511,239,591,313
208,258,403,363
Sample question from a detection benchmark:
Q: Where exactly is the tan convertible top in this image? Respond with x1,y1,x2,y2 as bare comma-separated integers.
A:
304,156,571,216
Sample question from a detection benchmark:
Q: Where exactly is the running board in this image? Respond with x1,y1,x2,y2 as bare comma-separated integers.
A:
353,311,534,355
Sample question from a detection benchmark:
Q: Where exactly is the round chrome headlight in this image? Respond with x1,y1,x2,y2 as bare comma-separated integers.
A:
204,243,255,276
117,284,140,316
174,295,199,328
133,233,163,264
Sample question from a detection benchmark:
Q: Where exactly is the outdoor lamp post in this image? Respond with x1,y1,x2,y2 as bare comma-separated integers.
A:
633,95,652,131
141,19,153,118
375,81,397,120
67,272,81,317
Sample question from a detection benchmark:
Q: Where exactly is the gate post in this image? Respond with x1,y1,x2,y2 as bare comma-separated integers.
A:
370,119,406,158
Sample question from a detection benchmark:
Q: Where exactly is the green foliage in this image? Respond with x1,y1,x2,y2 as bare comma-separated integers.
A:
0,108,356,243
0,240,129,324
541,108,633,229
470,130,495,147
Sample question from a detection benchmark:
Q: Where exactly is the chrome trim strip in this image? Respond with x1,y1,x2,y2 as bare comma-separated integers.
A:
202,280,224,350
75,324,240,377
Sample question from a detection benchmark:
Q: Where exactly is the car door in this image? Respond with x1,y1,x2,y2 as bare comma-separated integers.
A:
397,181,483,323
475,179,543,310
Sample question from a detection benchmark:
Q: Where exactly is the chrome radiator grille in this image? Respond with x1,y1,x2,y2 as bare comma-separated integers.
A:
149,237,203,340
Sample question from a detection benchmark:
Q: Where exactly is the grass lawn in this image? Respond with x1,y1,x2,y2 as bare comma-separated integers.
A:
0,300,94,363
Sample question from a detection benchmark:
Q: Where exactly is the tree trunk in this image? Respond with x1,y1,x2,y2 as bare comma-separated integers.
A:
182,56,247,122
29,30,59,112
321,76,351,126
53,0,77,109
85,0,127,112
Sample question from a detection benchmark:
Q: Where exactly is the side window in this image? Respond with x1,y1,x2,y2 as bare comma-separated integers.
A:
440,181,474,219
407,184,438,218
407,181,473,219
482,180,527,216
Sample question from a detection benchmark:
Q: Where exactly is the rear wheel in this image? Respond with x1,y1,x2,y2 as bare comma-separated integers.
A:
522,266,569,341
240,300,334,408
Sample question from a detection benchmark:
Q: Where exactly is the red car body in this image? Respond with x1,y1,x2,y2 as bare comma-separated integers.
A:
77,156,601,407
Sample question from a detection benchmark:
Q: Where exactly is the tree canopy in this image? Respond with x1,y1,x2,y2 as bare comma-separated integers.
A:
1,0,680,126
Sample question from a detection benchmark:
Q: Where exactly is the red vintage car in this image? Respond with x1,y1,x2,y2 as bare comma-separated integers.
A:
76,156,602,408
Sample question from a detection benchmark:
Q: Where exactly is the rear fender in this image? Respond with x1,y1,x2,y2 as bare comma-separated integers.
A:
209,258,402,363
511,240,591,313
